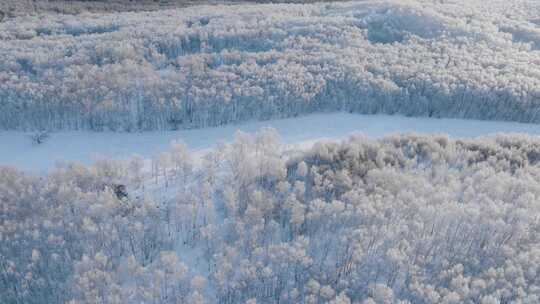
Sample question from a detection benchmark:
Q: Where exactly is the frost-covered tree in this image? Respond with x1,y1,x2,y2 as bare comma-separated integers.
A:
2,0,540,131
3,131,540,303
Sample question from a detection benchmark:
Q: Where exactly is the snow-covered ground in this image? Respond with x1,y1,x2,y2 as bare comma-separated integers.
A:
2,112,540,171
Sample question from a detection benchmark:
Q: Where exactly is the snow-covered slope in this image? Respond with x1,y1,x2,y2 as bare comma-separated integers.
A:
2,113,540,171
2,0,540,131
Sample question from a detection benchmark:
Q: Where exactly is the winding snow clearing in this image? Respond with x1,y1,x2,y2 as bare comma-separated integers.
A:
2,113,540,171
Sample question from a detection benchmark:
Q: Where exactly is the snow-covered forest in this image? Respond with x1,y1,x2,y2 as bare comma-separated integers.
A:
2,0,540,131
2,1,540,303
3,130,540,303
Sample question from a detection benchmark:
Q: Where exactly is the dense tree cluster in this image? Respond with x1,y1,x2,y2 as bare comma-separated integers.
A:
2,130,540,303
0,0,180,17
1,0,540,131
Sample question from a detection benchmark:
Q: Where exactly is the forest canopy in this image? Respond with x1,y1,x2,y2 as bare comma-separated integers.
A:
1,0,540,131
2,131,540,303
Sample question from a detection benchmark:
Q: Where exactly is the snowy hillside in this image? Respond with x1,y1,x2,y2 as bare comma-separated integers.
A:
2,0,540,131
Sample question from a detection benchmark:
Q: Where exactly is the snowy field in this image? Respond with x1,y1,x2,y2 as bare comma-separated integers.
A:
2,113,540,171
